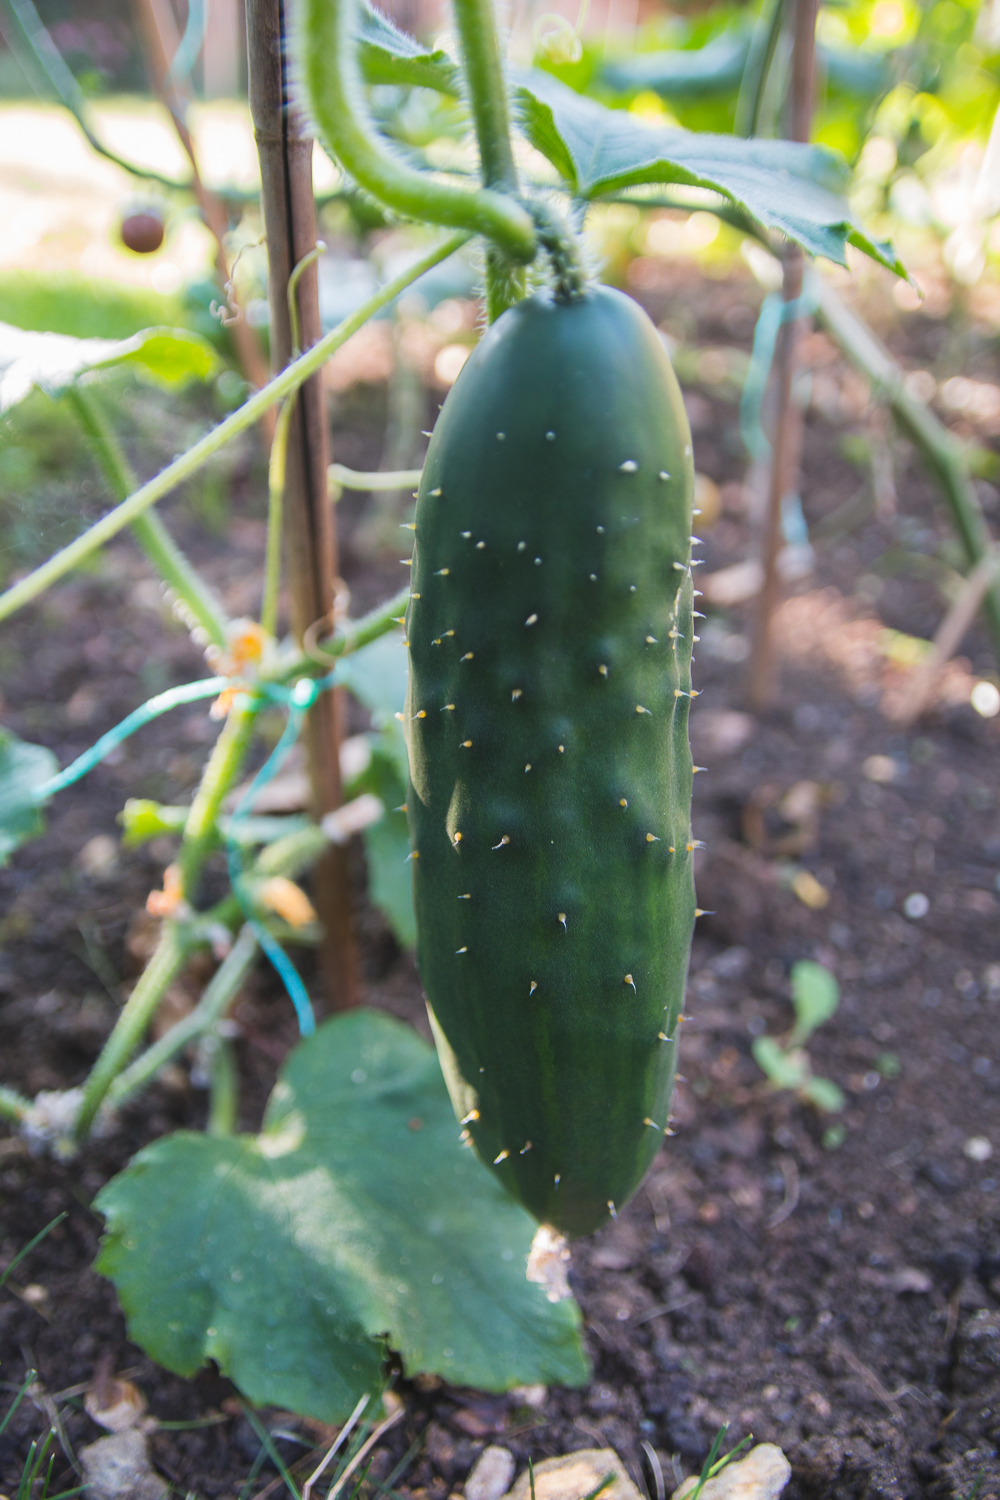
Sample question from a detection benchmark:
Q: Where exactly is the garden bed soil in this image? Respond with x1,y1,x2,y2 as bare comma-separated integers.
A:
1,265,999,1500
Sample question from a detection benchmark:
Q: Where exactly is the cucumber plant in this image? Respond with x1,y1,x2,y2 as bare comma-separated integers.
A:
0,0,900,1418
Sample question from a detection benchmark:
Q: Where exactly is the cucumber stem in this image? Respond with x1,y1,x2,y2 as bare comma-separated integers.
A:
451,0,518,193
296,0,536,262
450,0,528,319
107,925,259,1112
530,201,589,302
207,1036,239,1135
75,921,188,1139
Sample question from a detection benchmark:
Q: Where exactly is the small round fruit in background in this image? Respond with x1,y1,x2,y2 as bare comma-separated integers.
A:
120,210,165,254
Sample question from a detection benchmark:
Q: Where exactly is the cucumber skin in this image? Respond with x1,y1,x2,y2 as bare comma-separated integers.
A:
405,285,696,1238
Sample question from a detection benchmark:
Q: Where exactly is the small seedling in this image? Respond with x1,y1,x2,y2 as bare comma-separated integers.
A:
752,961,845,1113
684,1424,753,1500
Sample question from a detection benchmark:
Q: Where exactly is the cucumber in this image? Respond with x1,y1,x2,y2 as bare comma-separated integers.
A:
405,283,696,1238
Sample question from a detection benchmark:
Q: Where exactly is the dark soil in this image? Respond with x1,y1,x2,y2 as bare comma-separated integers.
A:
1,264,999,1500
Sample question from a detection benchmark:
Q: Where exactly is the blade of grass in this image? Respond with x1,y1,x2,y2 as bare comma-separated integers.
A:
238,1440,272,1500
686,1426,727,1500
580,1476,615,1500
240,1404,303,1500
381,1431,423,1492
0,1372,35,1435
0,1215,67,1290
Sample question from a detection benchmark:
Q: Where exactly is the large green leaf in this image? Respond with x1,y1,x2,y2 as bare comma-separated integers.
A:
601,33,751,99
0,270,185,341
0,729,57,865
357,0,460,93
600,39,888,104
514,71,903,273
96,1010,588,1420
92,328,221,388
0,323,221,412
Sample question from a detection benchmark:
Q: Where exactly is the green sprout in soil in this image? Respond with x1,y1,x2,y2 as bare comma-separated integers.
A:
752,960,846,1116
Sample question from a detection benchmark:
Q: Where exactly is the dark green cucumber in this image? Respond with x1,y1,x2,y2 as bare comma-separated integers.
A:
405,283,696,1238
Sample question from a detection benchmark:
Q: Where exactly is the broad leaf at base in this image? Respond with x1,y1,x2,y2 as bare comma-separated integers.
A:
96,1010,589,1421
515,71,904,275
0,729,58,865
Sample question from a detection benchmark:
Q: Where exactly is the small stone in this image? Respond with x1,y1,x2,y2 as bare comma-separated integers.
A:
85,1376,147,1434
671,1443,791,1500
77,834,119,880
502,1449,643,1500
964,1136,993,1162
465,1446,515,1500
81,1429,168,1500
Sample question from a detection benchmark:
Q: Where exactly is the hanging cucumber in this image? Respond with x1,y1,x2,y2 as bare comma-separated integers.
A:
405,282,697,1238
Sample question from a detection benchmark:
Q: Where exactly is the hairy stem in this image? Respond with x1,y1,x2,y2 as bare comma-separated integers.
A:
75,921,188,1138
297,0,535,261
450,0,526,318
107,925,258,1111
177,700,259,902
65,384,229,648
302,584,410,665
484,253,527,322
207,1036,239,1135
735,0,785,138
0,232,470,626
261,399,294,638
76,705,259,1139
452,0,518,191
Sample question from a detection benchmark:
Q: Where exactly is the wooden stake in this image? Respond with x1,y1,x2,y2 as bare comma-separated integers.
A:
748,0,819,710
128,0,272,409
246,0,358,1011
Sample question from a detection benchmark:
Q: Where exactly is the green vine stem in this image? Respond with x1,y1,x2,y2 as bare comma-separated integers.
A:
296,0,536,262
176,700,259,902
262,399,295,637
329,463,423,496
207,1036,239,1135
0,0,190,193
452,0,518,191
735,0,786,138
75,698,260,1140
449,0,527,319
530,201,589,302
106,925,259,1112
0,232,470,627
75,921,188,1139
301,583,410,665
64,384,229,649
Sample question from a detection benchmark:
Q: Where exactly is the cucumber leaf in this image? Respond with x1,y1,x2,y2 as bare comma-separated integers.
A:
514,70,904,274
0,729,58,865
0,323,220,412
91,327,221,388
601,33,751,99
96,1009,589,1421
357,0,460,93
